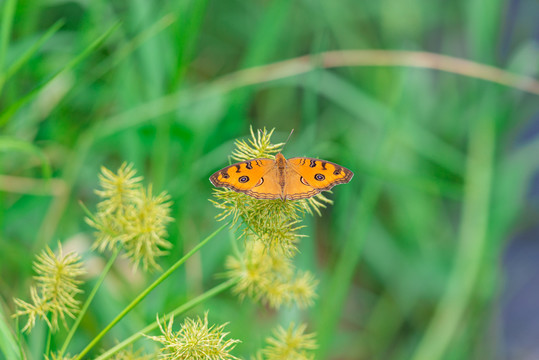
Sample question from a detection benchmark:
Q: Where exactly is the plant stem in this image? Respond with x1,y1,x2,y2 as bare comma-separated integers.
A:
73,222,229,360
58,248,121,358
94,277,238,360
44,320,51,357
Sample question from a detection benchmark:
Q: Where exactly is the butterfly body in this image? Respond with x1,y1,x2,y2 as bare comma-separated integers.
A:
210,153,353,200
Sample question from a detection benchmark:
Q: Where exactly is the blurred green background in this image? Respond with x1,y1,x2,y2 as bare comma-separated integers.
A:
1,0,539,359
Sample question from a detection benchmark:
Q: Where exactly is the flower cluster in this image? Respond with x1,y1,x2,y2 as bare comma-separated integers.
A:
13,243,85,332
256,323,317,360
86,163,173,271
225,239,317,308
147,312,240,360
212,127,326,309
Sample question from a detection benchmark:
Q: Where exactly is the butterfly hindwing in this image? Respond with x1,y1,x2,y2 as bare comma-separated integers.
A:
244,167,283,199
282,168,322,200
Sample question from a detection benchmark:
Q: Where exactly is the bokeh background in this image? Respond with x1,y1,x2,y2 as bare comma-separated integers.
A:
1,0,539,359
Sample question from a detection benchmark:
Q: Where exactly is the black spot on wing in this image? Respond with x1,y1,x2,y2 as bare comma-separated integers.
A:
321,162,327,170
245,161,253,169
235,165,241,173
222,172,230,179
309,160,316,168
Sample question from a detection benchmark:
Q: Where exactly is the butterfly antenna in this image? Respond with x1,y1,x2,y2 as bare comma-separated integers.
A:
280,129,294,153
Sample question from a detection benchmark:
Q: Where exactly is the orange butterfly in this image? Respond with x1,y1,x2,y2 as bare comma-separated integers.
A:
210,152,353,200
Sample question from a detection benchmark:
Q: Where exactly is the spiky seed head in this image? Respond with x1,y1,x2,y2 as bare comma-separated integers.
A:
87,163,174,272
147,312,240,360
13,243,85,332
260,323,317,360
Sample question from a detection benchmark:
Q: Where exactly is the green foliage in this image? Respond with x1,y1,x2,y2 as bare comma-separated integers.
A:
0,0,538,359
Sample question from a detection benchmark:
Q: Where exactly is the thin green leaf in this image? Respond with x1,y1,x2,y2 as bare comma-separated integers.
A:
0,0,17,94
4,19,65,82
0,301,20,360
0,21,121,127
0,136,52,179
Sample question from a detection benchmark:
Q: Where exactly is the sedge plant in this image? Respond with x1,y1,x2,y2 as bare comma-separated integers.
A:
13,163,233,359
13,128,324,359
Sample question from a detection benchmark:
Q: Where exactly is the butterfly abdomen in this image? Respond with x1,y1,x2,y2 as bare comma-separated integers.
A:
275,153,288,199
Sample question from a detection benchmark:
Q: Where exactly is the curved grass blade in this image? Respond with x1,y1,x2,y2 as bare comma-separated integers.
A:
0,300,20,360
0,0,17,94
0,136,52,179
4,19,64,83
0,21,121,127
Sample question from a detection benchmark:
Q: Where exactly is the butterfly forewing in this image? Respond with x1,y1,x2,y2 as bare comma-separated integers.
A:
209,158,275,192
287,157,354,191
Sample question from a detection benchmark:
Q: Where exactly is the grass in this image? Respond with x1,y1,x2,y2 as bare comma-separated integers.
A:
1,0,538,359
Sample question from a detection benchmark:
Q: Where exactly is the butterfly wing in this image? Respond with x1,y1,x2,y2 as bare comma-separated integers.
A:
285,157,354,199
209,158,282,199
244,167,283,199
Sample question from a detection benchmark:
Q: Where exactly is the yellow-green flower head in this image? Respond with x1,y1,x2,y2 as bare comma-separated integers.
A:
147,312,240,360
121,185,173,271
87,163,174,272
260,323,317,360
13,243,85,332
95,162,143,215
225,239,318,309
231,127,284,161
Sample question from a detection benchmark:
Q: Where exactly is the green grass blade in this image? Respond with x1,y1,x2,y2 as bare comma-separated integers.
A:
0,0,17,94
58,248,121,358
0,136,52,179
411,116,495,360
4,19,64,83
0,301,20,360
89,14,175,83
172,0,208,85
315,123,394,358
467,0,503,62
0,21,121,127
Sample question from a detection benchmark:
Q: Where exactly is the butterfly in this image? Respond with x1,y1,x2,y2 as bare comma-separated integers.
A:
209,152,353,200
